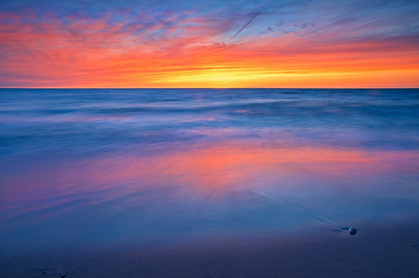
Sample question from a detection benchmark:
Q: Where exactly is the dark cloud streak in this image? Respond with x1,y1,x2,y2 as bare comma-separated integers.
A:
228,11,262,42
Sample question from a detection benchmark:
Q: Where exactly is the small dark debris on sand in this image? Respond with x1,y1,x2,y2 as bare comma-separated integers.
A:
349,228,357,235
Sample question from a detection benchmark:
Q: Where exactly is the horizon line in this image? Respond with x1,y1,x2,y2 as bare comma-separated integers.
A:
1,87,418,90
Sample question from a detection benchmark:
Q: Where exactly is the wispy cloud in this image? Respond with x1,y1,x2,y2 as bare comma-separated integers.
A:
0,0,418,87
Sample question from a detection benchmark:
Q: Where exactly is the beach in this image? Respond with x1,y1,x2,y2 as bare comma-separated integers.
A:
1,88,419,277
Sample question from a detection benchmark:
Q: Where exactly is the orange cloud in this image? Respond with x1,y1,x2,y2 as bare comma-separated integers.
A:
0,11,418,88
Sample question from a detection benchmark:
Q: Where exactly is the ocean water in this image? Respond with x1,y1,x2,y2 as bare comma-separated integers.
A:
1,88,419,251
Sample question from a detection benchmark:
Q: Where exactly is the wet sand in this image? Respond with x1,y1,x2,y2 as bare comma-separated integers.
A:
1,217,419,278
1,89,419,277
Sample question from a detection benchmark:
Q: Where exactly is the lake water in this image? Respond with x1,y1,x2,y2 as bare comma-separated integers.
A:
1,89,419,276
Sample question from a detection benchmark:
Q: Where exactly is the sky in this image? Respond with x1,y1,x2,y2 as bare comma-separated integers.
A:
0,0,418,88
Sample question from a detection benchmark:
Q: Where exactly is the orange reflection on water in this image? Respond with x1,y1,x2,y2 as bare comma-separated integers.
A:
2,143,417,204
149,145,377,196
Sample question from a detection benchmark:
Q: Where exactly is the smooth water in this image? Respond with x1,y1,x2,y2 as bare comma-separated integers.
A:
1,89,419,249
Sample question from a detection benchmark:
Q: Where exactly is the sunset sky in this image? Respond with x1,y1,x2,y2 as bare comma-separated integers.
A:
0,0,418,88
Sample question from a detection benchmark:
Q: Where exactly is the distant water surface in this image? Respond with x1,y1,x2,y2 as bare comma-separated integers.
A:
1,89,419,266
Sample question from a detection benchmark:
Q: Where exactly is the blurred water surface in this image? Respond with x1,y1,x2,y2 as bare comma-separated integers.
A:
0,88,419,248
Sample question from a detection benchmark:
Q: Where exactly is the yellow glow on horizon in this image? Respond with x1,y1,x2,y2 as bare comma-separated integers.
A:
1,4,419,88
143,68,419,88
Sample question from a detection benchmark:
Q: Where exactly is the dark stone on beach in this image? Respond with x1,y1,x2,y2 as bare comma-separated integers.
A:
349,228,357,235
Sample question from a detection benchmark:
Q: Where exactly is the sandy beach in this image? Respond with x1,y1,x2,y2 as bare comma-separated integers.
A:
2,217,419,277
1,89,419,277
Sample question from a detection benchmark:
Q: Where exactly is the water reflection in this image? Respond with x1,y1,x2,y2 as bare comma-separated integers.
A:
1,142,418,242
0,89,418,247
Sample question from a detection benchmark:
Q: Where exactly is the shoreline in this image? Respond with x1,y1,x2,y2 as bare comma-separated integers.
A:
2,217,419,277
